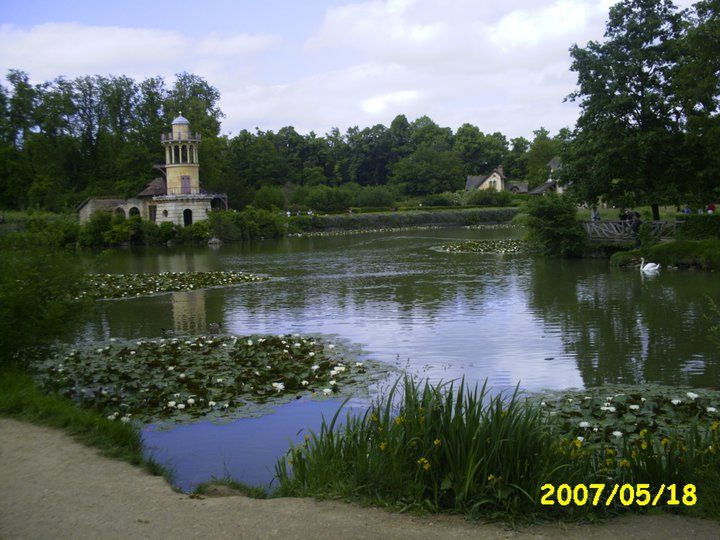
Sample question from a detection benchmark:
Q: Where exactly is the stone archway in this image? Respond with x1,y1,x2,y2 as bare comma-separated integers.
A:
129,207,140,217
115,207,126,218
183,209,193,226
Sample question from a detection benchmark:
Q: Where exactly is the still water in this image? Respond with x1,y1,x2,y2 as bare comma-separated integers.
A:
76,227,720,490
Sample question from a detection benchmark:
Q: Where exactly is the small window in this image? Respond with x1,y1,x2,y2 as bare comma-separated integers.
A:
162,209,168,217
149,205,157,222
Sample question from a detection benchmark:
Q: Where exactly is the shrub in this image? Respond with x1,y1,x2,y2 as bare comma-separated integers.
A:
465,189,513,207
0,248,88,366
253,186,286,211
306,186,354,213
525,194,586,258
610,239,720,270
421,192,463,207
78,211,113,247
676,214,720,240
355,186,396,208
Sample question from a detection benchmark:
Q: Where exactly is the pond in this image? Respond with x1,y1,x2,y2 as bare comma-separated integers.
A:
72,227,720,491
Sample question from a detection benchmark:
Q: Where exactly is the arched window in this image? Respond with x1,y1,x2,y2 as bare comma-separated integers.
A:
115,207,126,218
183,209,193,226
129,207,140,217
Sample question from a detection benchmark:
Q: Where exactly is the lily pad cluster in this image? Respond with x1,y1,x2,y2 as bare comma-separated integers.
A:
536,385,720,452
440,239,530,254
77,271,268,300
289,225,445,238
33,334,371,421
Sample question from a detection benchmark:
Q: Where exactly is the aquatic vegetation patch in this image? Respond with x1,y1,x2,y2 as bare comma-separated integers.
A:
536,385,720,452
32,335,381,422
277,378,720,521
78,271,268,299
440,239,530,254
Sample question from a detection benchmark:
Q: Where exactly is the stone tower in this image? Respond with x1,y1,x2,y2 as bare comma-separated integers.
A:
162,114,201,195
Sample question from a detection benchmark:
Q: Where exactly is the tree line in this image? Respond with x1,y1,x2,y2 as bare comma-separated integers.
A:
0,0,716,216
0,69,565,212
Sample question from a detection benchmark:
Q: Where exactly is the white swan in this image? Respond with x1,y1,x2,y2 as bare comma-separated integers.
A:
640,258,661,274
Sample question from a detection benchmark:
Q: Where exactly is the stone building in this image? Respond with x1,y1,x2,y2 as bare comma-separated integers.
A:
77,115,228,225
465,165,528,194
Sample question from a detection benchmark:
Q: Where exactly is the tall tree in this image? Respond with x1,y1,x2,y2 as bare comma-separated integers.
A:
566,0,687,219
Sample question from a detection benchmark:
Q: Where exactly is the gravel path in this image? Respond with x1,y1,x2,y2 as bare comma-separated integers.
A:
1,418,719,539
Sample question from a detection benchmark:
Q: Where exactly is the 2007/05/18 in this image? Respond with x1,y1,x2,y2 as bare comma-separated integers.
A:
540,483,697,507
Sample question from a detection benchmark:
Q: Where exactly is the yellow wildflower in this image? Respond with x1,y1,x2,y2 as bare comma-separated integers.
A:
661,437,670,447
620,459,630,468
639,429,648,437
605,458,614,467
433,438,441,447
379,441,388,451
605,448,616,457
394,416,405,426
641,441,648,450
417,457,430,471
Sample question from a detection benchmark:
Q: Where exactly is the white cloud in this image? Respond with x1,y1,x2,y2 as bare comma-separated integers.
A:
0,1,698,138
0,23,280,81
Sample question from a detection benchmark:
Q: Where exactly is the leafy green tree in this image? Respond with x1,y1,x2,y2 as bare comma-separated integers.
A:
389,144,464,196
253,185,286,210
525,193,587,258
566,0,687,220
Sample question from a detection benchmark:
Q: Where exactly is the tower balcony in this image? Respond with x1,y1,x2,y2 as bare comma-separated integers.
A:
161,132,202,143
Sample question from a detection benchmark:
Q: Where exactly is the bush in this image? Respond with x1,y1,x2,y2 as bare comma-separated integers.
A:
677,214,720,240
610,239,720,270
525,194,586,258
465,189,513,207
78,211,113,247
253,186,286,211
306,186,354,213
421,192,461,207
0,248,88,366
208,209,285,242
355,186,396,208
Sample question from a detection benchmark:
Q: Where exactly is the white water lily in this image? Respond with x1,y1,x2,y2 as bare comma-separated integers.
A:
247,340,253,346
179,373,186,379
687,392,699,400
308,352,315,357
708,407,717,413
579,421,590,428
577,436,585,442
177,403,186,410
301,380,309,386
329,380,337,386
167,366,175,371
222,403,229,409
167,401,177,408
600,405,616,412
120,417,130,423
187,398,195,405
355,362,364,367
272,382,285,392
217,378,224,383
328,344,335,349
208,401,216,407
629,405,640,411
322,388,332,395
540,401,547,407
311,365,320,371
671,399,682,405
294,342,301,347
612,431,623,438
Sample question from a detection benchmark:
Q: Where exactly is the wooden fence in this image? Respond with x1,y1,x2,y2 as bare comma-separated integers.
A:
581,220,678,242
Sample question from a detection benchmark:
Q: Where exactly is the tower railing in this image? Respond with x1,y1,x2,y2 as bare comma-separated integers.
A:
161,132,202,143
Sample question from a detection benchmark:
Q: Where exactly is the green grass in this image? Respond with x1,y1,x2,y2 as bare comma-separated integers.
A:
610,239,720,270
275,377,720,522
0,367,170,479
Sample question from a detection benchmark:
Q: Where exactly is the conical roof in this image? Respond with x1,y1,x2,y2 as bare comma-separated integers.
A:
172,113,190,125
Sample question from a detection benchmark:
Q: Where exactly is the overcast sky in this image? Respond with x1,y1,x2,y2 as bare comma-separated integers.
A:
0,0,696,139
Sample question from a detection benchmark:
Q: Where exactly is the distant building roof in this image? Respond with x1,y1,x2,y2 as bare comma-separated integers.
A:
172,113,190,125
465,166,506,191
137,178,167,197
529,180,559,195
506,182,528,194
75,197,126,212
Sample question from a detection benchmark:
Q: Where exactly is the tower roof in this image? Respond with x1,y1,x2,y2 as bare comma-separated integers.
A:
172,113,190,125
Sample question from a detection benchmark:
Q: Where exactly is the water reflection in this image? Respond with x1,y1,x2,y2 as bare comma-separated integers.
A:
525,259,719,387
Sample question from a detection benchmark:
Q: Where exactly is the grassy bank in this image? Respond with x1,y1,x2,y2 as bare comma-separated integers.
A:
610,239,720,270
0,368,167,477
289,207,520,233
276,377,720,522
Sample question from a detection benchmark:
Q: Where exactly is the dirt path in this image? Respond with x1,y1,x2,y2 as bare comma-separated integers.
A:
1,418,718,539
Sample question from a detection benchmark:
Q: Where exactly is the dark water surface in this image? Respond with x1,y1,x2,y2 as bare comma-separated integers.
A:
75,227,720,490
